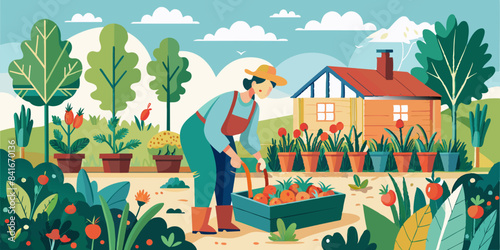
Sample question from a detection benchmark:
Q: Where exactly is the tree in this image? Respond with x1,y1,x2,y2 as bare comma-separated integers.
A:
85,24,141,154
147,38,191,131
9,19,82,162
469,104,490,168
412,15,495,142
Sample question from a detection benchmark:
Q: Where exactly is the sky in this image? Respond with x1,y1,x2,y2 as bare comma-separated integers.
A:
1,0,499,73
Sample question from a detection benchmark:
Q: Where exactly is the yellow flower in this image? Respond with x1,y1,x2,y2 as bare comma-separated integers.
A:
147,131,182,149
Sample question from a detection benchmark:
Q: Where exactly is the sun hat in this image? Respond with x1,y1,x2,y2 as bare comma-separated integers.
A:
244,65,287,86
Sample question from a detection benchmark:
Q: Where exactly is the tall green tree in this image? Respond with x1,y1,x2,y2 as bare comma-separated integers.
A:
9,19,82,162
147,38,191,131
412,15,495,142
85,24,141,154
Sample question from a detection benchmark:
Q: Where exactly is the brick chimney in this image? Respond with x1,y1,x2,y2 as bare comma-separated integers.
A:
376,49,393,80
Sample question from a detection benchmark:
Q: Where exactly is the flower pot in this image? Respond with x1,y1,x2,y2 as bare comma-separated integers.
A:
153,155,183,173
278,152,296,172
347,152,367,172
369,152,389,172
100,154,133,173
417,152,437,172
440,152,459,171
53,154,85,173
393,152,413,172
301,152,320,172
324,152,344,172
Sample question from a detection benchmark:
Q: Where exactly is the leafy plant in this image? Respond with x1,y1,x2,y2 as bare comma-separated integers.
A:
368,135,391,152
296,123,324,152
13,105,33,158
266,139,281,171
469,104,490,168
76,169,130,209
469,210,497,250
9,19,82,162
364,205,399,250
343,125,367,153
268,218,298,241
89,114,101,125
394,205,432,249
415,124,437,152
50,105,89,154
436,139,464,153
162,233,182,248
6,181,58,220
277,128,297,153
412,14,495,142
323,122,345,152
388,174,411,227
135,103,153,131
384,120,414,152
166,208,184,214
93,116,141,154
321,226,376,250
349,174,368,190
147,38,192,131
161,177,189,189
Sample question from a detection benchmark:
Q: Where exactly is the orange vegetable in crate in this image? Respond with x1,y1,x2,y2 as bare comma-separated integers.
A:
269,198,283,206
253,193,268,205
280,190,296,203
306,185,322,198
319,190,335,197
289,183,299,194
296,192,310,201
263,185,277,199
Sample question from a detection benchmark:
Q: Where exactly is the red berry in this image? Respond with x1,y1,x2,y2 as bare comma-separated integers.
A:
4,219,9,224
495,196,499,200
146,239,153,246
65,204,76,214
26,241,31,246
38,175,49,185
487,201,492,206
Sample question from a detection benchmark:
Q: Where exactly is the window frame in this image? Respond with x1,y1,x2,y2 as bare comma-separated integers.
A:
393,104,409,121
316,103,335,122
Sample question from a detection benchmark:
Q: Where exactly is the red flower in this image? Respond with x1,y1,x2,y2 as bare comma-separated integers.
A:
396,119,404,129
140,103,152,121
60,235,71,243
336,122,344,131
38,174,49,186
329,124,338,134
65,104,74,125
293,129,301,138
46,229,61,240
300,123,308,131
65,204,76,215
320,132,329,141
278,127,287,137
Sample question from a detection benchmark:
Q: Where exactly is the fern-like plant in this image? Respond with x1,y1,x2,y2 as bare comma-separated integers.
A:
93,116,141,154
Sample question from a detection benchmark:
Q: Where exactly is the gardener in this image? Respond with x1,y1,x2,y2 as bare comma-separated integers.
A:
180,65,287,234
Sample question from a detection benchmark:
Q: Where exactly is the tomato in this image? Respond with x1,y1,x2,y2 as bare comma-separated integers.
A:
65,104,74,125
253,193,268,205
468,205,484,219
289,184,299,194
280,190,296,203
381,190,396,206
426,183,443,200
296,192,310,201
269,198,282,206
85,224,101,240
38,175,49,186
65,204,76,214
263,185,277,199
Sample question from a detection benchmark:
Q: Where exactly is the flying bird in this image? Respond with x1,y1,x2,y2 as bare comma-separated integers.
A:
237,51,246,55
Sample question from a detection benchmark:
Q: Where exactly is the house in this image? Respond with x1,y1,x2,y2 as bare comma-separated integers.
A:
291,49,441,140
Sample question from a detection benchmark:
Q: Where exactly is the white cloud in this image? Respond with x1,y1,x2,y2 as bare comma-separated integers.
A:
296,11,376,31
368,16,435,44
270,9,301,18
65,13,102,23
195,21,287,41
132,7,199,24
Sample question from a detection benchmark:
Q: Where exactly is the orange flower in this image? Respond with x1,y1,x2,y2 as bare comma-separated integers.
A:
336,122,344,131
60,235,71,243
135,190,150,206
320,132,329,141
329,124,338,134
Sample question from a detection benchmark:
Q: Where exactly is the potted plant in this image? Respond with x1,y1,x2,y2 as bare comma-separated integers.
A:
436,139,463,171
148,131,183,173
415,124,438,172
296,123,326,172
343,125,368,172
323,122,345,172
50,104,89,173
368,135,391,172
276,127,298,172
384,119,415,172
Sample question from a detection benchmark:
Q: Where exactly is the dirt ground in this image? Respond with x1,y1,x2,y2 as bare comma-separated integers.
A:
64,172,465,250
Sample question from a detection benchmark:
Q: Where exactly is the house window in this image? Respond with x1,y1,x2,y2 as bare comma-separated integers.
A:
317,103,335,121
393,105,408,121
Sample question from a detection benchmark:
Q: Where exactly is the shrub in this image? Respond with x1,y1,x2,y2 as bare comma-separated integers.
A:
268,218,298,242
161,177,189,189
322,226,376,250
266,139,281,172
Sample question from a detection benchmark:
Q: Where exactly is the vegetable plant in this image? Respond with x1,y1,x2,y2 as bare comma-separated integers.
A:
348,174,368,190
415,124,437,152
384,119,415,152
268,218,298,242
147,131,182,155
469,104,490,168
321,226,376,250
296,123,324,152
343,125,367,152
323,122,345,152
13,105,33,158
135,103,153,131
50,104,90,154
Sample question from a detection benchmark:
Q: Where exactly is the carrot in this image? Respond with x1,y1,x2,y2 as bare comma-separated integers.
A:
269,198,283,206
280,190,296,203
253,193,268,205
296,192,310,201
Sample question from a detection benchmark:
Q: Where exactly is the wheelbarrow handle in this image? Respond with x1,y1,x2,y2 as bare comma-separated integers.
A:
240,162,269,199
255,163,269,187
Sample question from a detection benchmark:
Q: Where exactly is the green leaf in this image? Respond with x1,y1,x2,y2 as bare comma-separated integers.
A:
402,177,411,224
115,128,128,140
364,205,399,250
116,203,129,250
426,185,466,250
413,188,426,214
354,175,361,187
360,179,368,189
53,129,63,141
50,139,69,154
268,232,280,241
349,184,361,190
6,181,31,219
124,203,164,250
9,19,82,107
284,222,298,241
70,138,89,154
389,174,406,226
93,134,107,143
99,196,116,250
172,241,182,247
469,210,497,250
394,205,432,249
277,218,286,240
32,194,58,221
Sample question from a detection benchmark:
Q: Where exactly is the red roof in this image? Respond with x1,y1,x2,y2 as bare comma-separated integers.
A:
328,66,441,98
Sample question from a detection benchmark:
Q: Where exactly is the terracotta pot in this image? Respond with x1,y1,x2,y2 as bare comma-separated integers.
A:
53,154,85,173
440,152,459,171
393,152,413,172
100,154,133,173
369,152,389,172
348,152,367,172
278,152,296,172
417,152,437,172
301,152,320,172
153,155,183,173
324,152,344,172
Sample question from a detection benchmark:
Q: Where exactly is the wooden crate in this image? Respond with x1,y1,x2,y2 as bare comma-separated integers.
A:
231,186,346,232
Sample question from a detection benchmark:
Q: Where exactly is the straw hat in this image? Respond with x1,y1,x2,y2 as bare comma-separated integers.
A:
244,65,287,86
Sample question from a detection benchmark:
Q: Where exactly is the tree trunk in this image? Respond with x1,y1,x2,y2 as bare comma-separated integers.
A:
451,104,457,143
474,147,480,168
167,81,170,131
21,147,25,159
44,104,49,163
